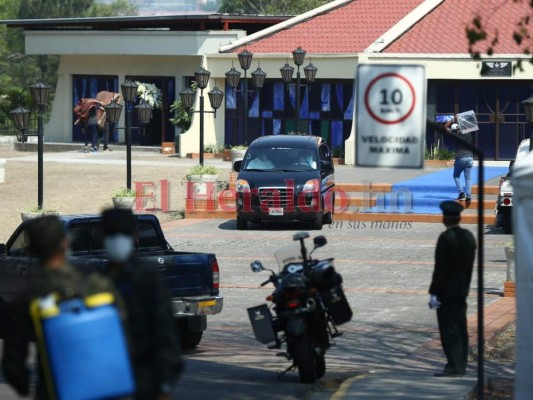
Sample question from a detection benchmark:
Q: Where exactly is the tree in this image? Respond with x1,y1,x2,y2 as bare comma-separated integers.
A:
0,0,137,124
218,0,331,15
466,0,533,70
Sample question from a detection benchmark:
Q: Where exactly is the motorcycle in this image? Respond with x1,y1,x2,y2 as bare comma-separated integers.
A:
247,232,352,383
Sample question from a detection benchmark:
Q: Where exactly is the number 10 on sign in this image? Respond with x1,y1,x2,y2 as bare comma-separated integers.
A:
356,64,426,169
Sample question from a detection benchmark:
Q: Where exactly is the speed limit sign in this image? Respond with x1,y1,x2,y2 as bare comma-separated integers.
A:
355,64,426,169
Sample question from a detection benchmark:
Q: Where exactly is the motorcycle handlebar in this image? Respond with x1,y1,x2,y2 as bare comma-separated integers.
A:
260,278,271,287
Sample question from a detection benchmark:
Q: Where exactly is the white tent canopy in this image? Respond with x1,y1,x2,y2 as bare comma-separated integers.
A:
510,150,533,399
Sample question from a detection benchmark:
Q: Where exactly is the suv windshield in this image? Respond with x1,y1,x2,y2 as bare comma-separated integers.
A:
243,147,318,171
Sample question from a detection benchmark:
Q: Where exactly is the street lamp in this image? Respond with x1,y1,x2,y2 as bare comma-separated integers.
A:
521,93,533,151
121,79,139,190
135,99,154,139
280,47,318,133
10,80,51,210
10,105,30,142
225,49,267,145
180,68,224,166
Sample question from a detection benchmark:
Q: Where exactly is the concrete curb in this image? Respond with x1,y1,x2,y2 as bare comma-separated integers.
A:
13,141,162,153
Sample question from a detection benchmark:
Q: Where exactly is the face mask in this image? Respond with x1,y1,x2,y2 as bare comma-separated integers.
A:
104,234,134,263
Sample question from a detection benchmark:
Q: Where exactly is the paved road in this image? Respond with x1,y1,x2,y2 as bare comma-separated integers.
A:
163,218,507,399
0,216,509,399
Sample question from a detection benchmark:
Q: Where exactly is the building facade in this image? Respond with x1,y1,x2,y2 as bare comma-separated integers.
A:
6,0,533,161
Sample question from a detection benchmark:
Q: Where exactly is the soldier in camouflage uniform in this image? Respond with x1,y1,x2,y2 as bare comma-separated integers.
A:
102,208,183,400
1,215,117,400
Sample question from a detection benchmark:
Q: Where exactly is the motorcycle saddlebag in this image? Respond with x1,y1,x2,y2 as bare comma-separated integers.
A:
247,304,277,344
322,286,353,325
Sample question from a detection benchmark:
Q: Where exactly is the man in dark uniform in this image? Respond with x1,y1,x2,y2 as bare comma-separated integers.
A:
101,208,182,400
1,216,116,399
429,201,477,377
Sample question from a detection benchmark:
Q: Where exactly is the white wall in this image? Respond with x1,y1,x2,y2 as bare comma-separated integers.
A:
25,30,246,57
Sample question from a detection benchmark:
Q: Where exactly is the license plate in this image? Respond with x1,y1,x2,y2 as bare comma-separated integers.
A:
269,208,284,216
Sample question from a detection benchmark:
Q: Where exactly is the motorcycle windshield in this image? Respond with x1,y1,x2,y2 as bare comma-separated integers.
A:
274,244,303,272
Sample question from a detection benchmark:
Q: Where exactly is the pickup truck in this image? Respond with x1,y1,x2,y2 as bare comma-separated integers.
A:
495,138,530,234
0,214,223,348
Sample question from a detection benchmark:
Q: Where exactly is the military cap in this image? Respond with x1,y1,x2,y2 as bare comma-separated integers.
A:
440,200,464,217
102,208,136,235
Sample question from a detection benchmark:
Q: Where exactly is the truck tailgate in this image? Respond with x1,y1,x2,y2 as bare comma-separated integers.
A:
138,251,217,298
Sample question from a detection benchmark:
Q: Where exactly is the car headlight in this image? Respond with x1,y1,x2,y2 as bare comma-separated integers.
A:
302,179,319,192
236,179,250,193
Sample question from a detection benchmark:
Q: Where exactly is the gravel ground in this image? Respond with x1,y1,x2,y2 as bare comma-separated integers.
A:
0,145,233,241
481,323,515,399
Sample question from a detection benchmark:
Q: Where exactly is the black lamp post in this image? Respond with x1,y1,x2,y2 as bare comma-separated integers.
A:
521,93,533,151
280,47,318,133
104,92,153,191
120,79,139,190
10,80,50,210
225,49,266,145
180,67,224,166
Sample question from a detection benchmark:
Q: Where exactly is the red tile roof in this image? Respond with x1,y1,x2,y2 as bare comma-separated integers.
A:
230,0,425,54
385,0,532,54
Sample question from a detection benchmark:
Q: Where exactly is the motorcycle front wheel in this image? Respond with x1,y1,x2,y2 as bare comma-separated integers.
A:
288,333,317,383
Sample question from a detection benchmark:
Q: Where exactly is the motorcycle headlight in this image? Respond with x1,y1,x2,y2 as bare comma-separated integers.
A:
236,179,250,193
303,179,319,192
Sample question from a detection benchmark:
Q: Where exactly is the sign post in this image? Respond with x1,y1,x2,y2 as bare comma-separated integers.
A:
355,64,426,169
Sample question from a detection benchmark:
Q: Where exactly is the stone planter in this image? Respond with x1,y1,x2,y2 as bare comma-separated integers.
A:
21,211,43,222
21,210,61,222
186,174,219,211
425,160,455,167
504,246,515,297
230,149,247,167
187,153,225,160
0,159,6,184
112,197,136,209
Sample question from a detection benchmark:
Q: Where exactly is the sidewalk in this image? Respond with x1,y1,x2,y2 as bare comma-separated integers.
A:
330,297,516,399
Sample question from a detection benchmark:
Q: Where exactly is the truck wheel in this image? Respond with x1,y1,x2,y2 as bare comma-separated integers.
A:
502,208,513,234
236,217,247,230
176,320,203,349
181,331,203,349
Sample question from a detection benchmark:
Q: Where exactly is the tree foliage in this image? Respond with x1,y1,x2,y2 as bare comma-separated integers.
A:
0,0,137,125
218,0,330,15
466,0,533,70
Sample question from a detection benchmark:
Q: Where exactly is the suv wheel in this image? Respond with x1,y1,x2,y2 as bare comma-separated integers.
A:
236,217,247,230
313,212,323,230
322,194,334,225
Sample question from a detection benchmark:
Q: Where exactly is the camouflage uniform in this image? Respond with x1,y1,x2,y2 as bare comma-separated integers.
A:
1,265,118,400
109,259,183,400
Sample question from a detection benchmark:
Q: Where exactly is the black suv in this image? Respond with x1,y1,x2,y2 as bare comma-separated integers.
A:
233,135,335,230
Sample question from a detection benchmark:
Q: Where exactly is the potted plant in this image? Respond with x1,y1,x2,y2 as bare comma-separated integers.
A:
230,145,248,167
205,144,225,159
185,165,219,211
111,188,137,209
425,140,455,167
331,146,345,165
504,239,515,297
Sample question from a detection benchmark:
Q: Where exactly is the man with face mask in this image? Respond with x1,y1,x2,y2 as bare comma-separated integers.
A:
2,215,116,399
101,208,183,400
